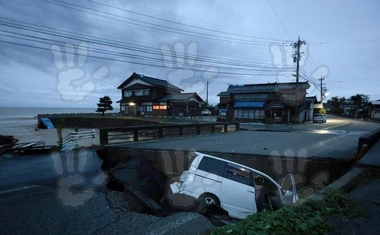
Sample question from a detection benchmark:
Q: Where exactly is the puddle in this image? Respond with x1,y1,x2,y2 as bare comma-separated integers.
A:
310,130,369,136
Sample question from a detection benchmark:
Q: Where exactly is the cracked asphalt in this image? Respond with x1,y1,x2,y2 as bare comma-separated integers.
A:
0,184,214,235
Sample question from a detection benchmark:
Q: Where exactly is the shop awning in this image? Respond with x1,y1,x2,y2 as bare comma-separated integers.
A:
234,101,265,108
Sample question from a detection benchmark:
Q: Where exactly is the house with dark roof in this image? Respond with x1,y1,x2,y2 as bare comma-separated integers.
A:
218,82,311,123
117,72,204,117
369,100,380,120
217,91,229,109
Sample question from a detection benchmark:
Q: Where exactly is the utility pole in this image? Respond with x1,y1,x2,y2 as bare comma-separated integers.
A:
318,77,325,102
295,37,301,85
206,81,209,104
293,36,306,121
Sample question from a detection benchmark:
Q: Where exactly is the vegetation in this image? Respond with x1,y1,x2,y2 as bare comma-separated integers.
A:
314,107,327,115
326,94,369,117
212,190,363,235
56,118,66,150
96,96,113,116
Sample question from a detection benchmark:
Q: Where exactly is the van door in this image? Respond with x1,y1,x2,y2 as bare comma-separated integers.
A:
280,173,298,205
220,163,257,219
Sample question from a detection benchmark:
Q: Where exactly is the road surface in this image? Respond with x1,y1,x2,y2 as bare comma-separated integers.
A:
115,115,380,160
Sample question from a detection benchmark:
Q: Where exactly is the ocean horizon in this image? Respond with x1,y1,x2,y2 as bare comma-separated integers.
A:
0,107,99,140
0,107,97,118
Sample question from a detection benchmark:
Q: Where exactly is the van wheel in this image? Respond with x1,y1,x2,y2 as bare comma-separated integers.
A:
201,193,220,206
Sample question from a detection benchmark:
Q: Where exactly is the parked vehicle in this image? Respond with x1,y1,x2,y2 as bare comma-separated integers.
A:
201,109,212,116
313,113,327,123
170,152,298,220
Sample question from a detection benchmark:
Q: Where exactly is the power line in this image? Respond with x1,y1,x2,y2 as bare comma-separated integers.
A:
0,17,288,70
0,38,291,76
266,0,293,40
40,0,288,46
0,23,293,76
329,76,379,82
309,39,380,45
88,0,287,43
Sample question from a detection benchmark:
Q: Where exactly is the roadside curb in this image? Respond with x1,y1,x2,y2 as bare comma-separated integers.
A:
311,167,366,200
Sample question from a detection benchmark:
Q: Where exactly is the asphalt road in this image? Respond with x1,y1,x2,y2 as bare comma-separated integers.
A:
1,116,378,191
117,115,380,160
1,116,379,235
0,148,102,191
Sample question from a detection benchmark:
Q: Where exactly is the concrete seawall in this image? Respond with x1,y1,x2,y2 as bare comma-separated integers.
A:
37,114,158,129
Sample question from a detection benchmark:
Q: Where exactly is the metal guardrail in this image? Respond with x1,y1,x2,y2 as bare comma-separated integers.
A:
61,130,96,151
99,122,240,145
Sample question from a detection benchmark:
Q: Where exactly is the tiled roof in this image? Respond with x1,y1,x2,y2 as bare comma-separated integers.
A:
227,82,310,94
117,72,183,91
217,91,229,96
157,93,204,102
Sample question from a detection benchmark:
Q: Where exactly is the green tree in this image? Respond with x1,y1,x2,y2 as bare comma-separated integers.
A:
339,97,347,105
56,118,66,150
327,96,343,115
350,94,369,108
96,96,113,116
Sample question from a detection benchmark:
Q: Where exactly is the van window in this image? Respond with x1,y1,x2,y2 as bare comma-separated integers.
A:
198,156,225,177
226,163,252,186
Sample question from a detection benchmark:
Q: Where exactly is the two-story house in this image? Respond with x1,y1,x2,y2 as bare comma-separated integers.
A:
368,100,380,120
218,82,311,123
117,73,204,117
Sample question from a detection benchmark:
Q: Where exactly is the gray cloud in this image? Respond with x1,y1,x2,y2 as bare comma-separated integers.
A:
1,0,380,108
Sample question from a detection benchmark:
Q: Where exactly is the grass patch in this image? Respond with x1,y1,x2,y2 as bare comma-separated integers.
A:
212,189,363,235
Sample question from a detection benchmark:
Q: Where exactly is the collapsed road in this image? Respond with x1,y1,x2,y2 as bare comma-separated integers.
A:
97,148,233,226
96,145,353,226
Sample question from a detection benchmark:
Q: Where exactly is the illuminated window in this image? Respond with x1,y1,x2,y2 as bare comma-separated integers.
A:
153,105,167,110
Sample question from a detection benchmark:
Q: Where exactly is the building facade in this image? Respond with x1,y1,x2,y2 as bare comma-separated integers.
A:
218,82,311,123
369,100,380,120
117,73,204,117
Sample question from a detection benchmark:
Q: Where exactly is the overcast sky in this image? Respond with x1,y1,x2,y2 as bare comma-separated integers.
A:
1,0,379,108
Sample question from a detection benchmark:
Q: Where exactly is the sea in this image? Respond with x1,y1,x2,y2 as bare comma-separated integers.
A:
0,107,95,142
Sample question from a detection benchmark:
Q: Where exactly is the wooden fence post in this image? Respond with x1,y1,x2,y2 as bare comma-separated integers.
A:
99,129,109,145
133,129,139,141
196,125,201,135
211,124,215,133
158,127,163,138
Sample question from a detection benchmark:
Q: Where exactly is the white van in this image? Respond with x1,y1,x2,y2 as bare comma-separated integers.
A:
170,152,298,220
